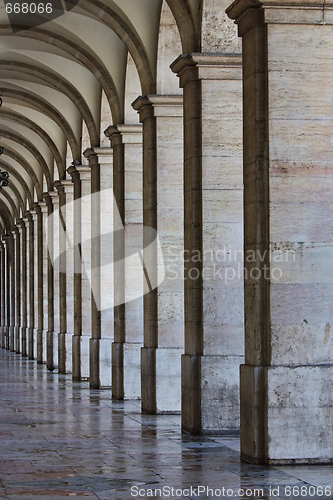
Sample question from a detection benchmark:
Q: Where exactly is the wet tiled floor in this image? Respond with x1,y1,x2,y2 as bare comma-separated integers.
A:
0,349,332,500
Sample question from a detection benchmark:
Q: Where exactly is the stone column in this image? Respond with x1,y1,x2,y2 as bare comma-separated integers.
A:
0,241,5,348
13,226,21,353
34,201,48,364
25,212,35,360
9,228,17,352
54,180,74,374
105,125,143,400
131,101,158,410
30,207,40,360
68,164,91,380
134,96,184,413
3,235,11,350
44,192,58,371
83,148,113,389
105,128,124,399
171,54,244,434
227,0,333,463
18,219,27,356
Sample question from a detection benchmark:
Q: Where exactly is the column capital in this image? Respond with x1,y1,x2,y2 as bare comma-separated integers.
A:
226,0,333,35
116,125,143,144
54,179,74,195
145,95,183,117
104,126,122,147
171,53,242,86
132,96,155,122
33,200,48,214
44,191,59,209
16,218,26,231
11,226,19,237
83,147,114,164
24,211,33,222
67,164,91,181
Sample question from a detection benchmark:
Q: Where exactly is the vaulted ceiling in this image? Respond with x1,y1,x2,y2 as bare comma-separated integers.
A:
0,0,239,230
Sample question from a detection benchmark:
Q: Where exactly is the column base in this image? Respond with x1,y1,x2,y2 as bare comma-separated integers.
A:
90,338,112,389
72,335,89,380
124,343,141,400
58,332,72,374
5,326,10,350
112,342,141,400
240,364,333,464
14,326,20,353
47,331,58,371
0,326,5,348
9,326,15,352
182,354,243,435
37,329,47,364
21,327,27,356
28,328,35,359
112,342,123,399
141,347,182,414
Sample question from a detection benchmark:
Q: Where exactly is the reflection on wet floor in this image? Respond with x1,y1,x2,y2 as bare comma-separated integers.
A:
0,349,332,499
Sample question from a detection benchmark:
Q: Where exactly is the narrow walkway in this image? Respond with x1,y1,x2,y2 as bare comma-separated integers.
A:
0,350,332,500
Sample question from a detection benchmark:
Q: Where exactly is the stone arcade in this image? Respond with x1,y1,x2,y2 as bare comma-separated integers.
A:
0,0,332,467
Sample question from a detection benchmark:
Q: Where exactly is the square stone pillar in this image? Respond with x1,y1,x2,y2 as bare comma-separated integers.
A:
133,96,185,414
18,219,27,356
105,125,144,400
12,226,21,353
68,164,92,380
3,235,11,350
227,0,333,463
30,206,41,361
83,147,114,389
54,180,74,374
10,228,18,353
34,201,48,364
171,54,244,434
44,192,60,371
25,212,35,359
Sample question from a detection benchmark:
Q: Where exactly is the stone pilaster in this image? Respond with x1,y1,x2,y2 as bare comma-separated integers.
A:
105,127,125,399
83,148,114,389
30,207,40,360
134,96,184,414
44,192,58,371
131,99,157,411
12,226,21,353
227,0,333,463
171,54,244,434
25,212,35,360
54,180,74,374
9,228,17,352
18,219,27,356
68,164,91,380
105,125,144,400
33,202,48,364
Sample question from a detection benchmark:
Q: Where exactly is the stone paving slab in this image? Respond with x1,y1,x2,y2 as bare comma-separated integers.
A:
0,350,332,500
